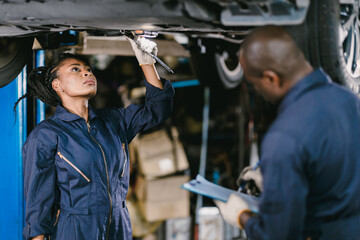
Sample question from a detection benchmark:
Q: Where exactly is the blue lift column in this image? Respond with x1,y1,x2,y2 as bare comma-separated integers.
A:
0,68,27,240
36,50,46,123
0,50,45,239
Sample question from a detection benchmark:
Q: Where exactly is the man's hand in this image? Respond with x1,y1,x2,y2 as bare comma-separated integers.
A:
237,166,263,195
127,36,157,66
214,193,252,229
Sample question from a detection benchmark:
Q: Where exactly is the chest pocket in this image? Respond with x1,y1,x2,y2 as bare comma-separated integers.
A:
56,150,92,208
120,143,128,178
118,113,129,180
57,152,91,183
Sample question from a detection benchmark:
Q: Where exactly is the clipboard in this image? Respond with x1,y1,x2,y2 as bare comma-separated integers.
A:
181,174,259,213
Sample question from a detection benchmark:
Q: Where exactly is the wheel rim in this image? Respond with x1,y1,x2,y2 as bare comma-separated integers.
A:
339,0,360,78
215,50,243,81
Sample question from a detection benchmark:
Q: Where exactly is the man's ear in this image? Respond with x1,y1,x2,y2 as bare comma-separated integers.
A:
262,70,281,87
52,79,62,93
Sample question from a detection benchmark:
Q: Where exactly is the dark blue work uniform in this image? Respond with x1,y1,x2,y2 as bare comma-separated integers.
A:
23,79,174,240
245,69,360,240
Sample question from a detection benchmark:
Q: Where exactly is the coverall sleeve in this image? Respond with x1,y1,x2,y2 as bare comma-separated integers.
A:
22,130,57,240
245,131,309,240
123,78,174,142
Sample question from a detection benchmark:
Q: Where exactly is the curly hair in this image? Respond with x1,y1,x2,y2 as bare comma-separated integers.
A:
13,53,90,112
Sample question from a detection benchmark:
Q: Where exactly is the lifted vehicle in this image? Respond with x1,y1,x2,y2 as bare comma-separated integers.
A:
0,0,359,92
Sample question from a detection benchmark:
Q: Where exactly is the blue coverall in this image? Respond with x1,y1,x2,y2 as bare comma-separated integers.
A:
22,79,174,240
245,69,360,240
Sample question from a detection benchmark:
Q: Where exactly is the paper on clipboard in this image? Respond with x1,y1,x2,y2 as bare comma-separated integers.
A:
181,174,260,213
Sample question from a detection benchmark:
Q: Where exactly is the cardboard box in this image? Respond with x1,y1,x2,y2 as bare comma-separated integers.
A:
138,198,190,222
136,129,189,178
126,199,162,237
135,175,190,222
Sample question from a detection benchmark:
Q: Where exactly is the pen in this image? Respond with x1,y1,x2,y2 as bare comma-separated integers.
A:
237,160,261,192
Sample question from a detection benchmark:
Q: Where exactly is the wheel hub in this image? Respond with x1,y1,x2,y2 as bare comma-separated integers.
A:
216,50,242,79
340,0,360,78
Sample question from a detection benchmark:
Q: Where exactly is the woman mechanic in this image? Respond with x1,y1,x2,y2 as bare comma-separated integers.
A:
17,37,174,240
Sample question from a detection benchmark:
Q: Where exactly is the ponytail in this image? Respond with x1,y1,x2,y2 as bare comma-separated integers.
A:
13,66,61,113
27,66,61,106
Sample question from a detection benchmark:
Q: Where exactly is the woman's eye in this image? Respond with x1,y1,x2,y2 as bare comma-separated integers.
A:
87,68,93,73
72,67,79,72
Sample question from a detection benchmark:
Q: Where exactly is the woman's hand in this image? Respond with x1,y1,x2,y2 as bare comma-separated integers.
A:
32,235,45,240
127,36,157,66
127,36,163,89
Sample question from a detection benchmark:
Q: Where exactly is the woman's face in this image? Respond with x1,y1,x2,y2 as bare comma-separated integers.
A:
53,58,97,99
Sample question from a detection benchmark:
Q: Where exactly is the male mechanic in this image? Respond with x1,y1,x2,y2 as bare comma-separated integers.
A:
216,25,360,239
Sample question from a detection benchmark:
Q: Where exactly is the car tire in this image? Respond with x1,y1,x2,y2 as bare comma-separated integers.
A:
0,37,33,88
306,0,360,93
189,38,243,89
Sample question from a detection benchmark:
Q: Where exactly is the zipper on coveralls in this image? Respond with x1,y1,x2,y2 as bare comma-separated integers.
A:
87,121,112,240
57,152,90,182
121,143,127,177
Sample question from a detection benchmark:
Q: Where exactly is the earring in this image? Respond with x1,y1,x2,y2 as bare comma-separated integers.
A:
61,89,64,92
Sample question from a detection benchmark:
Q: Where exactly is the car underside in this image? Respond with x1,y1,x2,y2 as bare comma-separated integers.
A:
0,0,309,37
1,0,360,95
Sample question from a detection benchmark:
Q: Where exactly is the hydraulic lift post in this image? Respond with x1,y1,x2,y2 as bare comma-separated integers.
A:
0,67,27,239
0,50,45,239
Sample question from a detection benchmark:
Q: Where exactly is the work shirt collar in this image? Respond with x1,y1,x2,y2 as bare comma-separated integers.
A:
55,104,97,122
278,68,332,114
